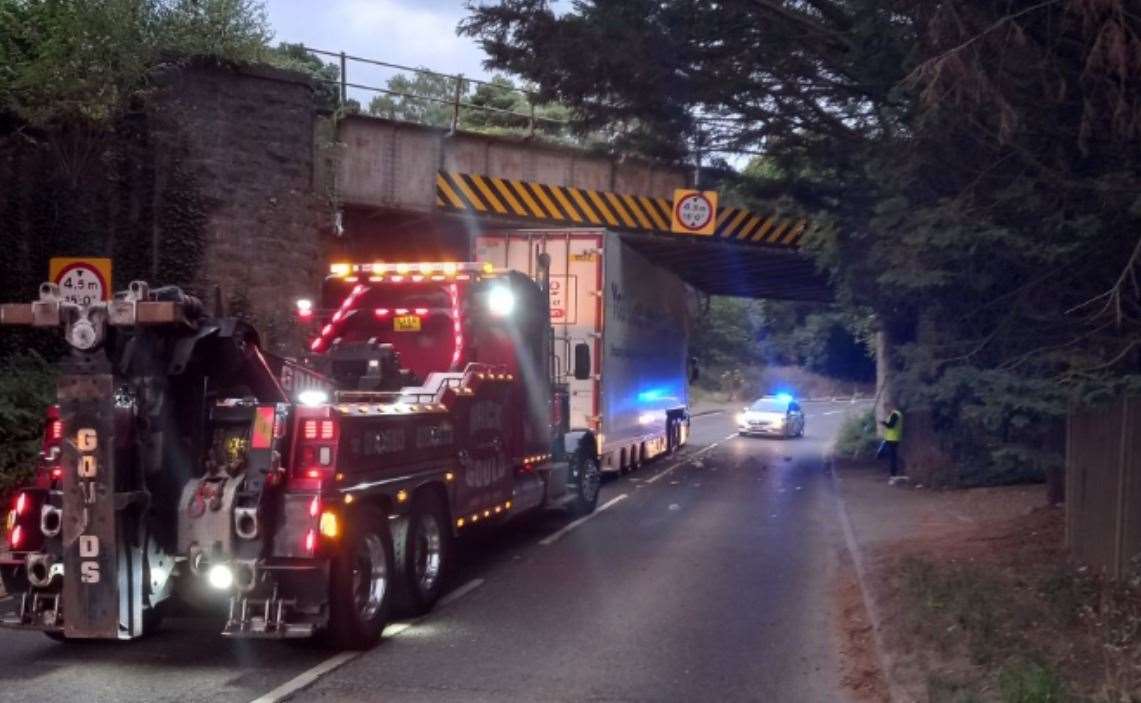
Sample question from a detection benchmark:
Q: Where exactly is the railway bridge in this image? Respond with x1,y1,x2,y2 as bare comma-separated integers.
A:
328,114,829,302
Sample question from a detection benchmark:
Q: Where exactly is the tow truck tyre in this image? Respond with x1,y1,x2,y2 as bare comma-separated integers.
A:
326,505,395,650
570,449,601,516
401,492,451,615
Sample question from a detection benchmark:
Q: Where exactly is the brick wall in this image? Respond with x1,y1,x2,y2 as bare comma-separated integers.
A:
148,61,327,354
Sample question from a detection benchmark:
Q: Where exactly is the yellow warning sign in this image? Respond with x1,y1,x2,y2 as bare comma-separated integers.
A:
49,257,113,304
670,189,718,236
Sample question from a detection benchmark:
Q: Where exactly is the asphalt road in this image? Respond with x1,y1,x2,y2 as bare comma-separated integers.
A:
0,401,868,703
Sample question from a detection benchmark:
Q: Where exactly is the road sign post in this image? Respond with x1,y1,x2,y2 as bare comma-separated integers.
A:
670,189,719,236
49,258,113,305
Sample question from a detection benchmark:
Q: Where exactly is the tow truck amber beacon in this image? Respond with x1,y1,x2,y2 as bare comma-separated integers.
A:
0,256,612,648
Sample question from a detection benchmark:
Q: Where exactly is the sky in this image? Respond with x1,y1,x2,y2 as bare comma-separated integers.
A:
264,0,496,103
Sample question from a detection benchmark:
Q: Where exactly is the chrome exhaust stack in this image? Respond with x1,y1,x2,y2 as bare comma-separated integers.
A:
26,553,60,589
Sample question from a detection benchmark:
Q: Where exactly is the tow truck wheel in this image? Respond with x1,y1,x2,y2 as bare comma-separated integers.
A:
326,505,394,650
570,449,601,516
400,492,451,615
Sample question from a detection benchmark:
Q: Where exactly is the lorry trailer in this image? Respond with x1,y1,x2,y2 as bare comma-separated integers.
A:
474,229,693,473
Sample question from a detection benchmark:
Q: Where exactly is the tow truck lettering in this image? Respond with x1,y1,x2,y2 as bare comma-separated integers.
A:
75,427,101,584
470,402,502,433
465,453,507,489
416,423,454,449
352,428,406,456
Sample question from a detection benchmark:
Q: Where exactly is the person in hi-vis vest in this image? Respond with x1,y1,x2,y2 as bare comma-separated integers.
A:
879,405,904,479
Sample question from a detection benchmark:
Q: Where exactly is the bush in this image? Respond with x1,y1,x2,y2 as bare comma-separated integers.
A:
0,352,55,495
998,663,1067,703
835,408,880,460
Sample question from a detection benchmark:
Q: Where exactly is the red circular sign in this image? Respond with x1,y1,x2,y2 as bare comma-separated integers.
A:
55,263,109,305
674,192,715,231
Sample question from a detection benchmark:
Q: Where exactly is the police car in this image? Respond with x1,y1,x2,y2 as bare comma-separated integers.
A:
736,393,806,438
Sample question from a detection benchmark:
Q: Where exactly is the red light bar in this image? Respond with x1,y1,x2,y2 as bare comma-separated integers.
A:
374,308,390,318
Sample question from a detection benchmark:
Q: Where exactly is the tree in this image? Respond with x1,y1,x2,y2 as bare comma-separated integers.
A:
0,0,273,126
366,70,574,140
462,0,1141,486
270,42,339,112
368,71,462,128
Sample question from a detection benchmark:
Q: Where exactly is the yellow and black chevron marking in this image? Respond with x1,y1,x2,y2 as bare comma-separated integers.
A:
435,171,808,248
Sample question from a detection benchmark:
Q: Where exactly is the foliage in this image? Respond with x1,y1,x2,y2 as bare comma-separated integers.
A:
462,0,1141,483
365,69,578,142
690,296,874,383
0,0,274,126
0,352,54,495
997,663,1068,703
689,297,766,369
835,409,880,460
269,42,339,111
368,71,459,128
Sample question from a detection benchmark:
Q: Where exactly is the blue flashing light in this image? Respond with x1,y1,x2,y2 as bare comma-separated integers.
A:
774,392,794,403
637,388,667,403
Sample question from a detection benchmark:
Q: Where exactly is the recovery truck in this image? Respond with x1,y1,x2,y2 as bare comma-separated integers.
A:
0,256,605,649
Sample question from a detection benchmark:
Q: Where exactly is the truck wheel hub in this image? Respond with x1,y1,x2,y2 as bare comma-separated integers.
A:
352,533,388,621
413,513,443,594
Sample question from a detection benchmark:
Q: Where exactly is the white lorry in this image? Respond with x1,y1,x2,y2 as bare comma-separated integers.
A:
475,229,693,473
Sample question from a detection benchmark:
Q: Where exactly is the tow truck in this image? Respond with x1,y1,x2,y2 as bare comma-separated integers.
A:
0,255,602,649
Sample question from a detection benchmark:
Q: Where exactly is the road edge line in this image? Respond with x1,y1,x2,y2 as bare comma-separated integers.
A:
250,577,486,703
249,651,359,703
538,494,627,546
437,577,484,608
828,454,906,703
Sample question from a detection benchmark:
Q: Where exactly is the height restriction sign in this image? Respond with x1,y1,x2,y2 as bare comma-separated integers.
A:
670,189,719,236
49,257,113,305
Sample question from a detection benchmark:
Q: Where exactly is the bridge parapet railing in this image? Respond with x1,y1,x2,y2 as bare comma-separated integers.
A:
303,47,567,137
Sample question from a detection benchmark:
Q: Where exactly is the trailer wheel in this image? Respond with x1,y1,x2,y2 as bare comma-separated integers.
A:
667,419,681,454
326,505,394,650
570,449,601,516
400,492,451,615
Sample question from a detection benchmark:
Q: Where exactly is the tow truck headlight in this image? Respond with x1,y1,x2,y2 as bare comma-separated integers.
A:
487,285,515,317
298,389,329,407
207,563,234,590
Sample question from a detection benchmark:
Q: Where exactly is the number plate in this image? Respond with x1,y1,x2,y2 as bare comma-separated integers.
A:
393,315,421,332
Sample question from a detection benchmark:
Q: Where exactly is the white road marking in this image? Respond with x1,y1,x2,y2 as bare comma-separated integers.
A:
249,651,359,703
437,577,484,608
250,578,485,703
644,433,735,485
538,494,628,546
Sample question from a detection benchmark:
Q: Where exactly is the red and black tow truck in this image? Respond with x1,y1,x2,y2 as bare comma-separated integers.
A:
0,255,604,649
